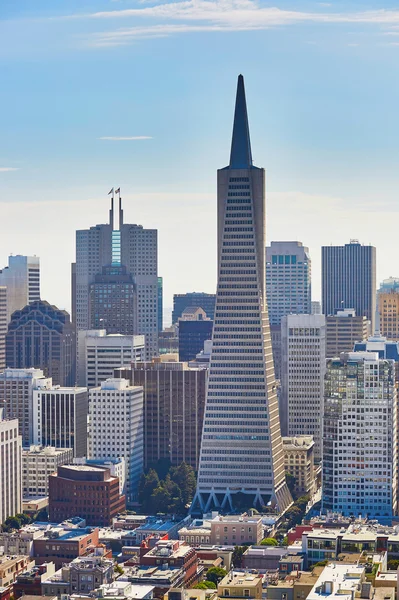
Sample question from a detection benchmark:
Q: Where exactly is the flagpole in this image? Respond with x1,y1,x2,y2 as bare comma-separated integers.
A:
108,187,114,228
117,187,123,227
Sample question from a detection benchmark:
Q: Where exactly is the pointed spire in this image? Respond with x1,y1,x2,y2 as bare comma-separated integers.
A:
229,74,253,169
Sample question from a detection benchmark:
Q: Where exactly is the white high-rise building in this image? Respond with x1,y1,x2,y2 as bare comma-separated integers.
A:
323,352,397,523
77,330,145,387
33,386,88,457
0,255,40,322
0,287,7,371
192,76,292,514
0,413,22,523
281,314,326,460
73,194,158,360
22,445,73,498
88,378,144,503
0,368,51,447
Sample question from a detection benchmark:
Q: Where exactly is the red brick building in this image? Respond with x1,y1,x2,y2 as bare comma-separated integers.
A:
33,528,100,569
49,465,125,526
140,540,199,587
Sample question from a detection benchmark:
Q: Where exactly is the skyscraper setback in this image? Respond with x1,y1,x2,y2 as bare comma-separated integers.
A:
73,192,158,359
192,76,292,513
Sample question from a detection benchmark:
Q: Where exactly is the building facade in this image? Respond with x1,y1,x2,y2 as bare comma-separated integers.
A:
282,436,316,496
77,329,145,387
323,352,397,522
0,415,22,524
5,300,76,386
172,293,216,324
33,386,88,457
280,314,326,460
22,445,73,498
0,368,51,447
192,76,292,513
121,360,207,470
88,378,144,503
89,265,137,334
178,312,213,362
322,241,376,331
326,308,369,358
0,255,40,323
74,196,158,360
49,465,125,526
379,290,399,341
0,287,7,371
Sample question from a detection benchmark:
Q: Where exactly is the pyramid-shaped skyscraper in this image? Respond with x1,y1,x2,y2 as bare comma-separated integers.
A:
192,76,293,513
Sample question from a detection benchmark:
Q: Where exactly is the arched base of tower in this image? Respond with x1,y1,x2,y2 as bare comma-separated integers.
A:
190,488,278,515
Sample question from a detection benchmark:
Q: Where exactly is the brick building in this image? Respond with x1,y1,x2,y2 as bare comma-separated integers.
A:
49,465,125,526
32,527,99,568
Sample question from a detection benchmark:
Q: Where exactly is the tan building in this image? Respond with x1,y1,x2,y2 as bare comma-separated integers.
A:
210,516,263,546
282,436,315,496
326,309,369,358
0,555,34,587
380,290,399,340
218,572,262,600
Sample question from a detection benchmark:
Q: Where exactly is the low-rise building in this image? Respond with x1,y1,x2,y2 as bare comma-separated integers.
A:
122,566,185,598
218,572,263,600
282,436,316,496
140,539,199,587
14,562,56,598
135,516,190,542
32,526,100,568
49,465,125,526
210,515,263,546
42,553,114,597
242,546,290,571
0,556,34,588
93,581,154,600
23,446,73,498
307,564,365,600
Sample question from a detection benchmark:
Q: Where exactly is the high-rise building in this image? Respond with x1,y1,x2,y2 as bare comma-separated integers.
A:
6,301,76,386
172,293,216,324
0,368,51,447
74,193,158,359
0,413,22,524
378,290,399,341
322,240,376,331
49,465,125,527
311,301,321,315
33,386,88,457
89,265,137,334
158,277,163,332
88,378,144,503
378,277,399,294
22,445,73,498
266,241,311,326
0,255,40,322
119,360,207,470
353,333,399,384
0,287,7,371
281,314,326,460
323,352,397,523
326,308,369,358
178,308,213,362
77,329,145,387
192,76,292,513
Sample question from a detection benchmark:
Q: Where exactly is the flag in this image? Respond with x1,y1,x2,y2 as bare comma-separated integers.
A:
108,188,114,195
115,187,121,194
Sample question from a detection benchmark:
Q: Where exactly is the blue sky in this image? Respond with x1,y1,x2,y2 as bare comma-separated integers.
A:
1,1,399,321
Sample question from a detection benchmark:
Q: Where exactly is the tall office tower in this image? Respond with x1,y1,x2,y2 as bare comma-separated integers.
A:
0,255,40,322
0,287,7,370
88,378,143,503
77,330,145,387
266,242,311,379
322,240,376,331
354,333,399,383
119,360,207,470
33,386,88,457
23,445,73,498
158,277,163,332
326,309,369,358
89,266,137,334
281,314,326,460
323,352,397,523
311,301,321,315
6,300,76,386
172,293,216,324
379,290,399,340
74,195,158,359
178,307,213,362
192,76,292,513
0,368,51,447
0,414,22,524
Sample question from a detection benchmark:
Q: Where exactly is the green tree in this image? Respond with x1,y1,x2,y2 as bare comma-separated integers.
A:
206,567,227,585
114,564,124,575
260,537,278,546
164,474,184,513
150,485,172,514
388,559,399,570
285,472,297,497
232,546,246,568
170,462,196,506
16,513,31,525
139,469,160,507
4,516,21,531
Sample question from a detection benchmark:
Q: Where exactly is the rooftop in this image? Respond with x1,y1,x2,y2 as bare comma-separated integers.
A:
307,564,365,600
219,572,262,588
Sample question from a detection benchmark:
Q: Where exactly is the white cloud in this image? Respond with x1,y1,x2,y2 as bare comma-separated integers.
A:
0,167,19,173
99,136,153,140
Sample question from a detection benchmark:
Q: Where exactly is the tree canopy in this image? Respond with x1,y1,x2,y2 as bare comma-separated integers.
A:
138,462,196,514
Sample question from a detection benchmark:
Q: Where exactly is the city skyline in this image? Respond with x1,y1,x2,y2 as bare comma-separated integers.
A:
2,1,399,318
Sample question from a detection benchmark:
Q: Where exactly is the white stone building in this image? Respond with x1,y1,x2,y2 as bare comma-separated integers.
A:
0,413,22,523
281,314,326,460
23,445,73,498
88,378,143,503
77,329,145,387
